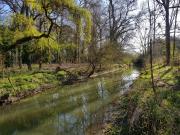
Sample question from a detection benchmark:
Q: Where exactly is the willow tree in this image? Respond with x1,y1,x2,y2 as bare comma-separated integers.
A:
0,0,92,68
30,37,61,70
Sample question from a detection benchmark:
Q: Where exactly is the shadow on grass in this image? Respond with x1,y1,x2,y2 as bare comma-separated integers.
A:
160,67,173,79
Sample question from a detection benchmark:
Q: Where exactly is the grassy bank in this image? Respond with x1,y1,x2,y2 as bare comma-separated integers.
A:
0,71,57,96
0,64,126,106
105,65,180,135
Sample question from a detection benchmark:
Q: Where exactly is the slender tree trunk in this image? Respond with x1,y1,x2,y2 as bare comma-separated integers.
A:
18,46,22,69
75,15,81,63
150,39,156,93
1,55,5,79
15,48,18,66
27,62,32,71
151,0,156,93
108,0,116,43
165,3,171,65
24,50,32,71
148,0,156,97
39,58,42,70
173,7,179,60
27,60,32,71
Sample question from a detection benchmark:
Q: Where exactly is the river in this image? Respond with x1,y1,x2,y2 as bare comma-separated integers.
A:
0,69,139,135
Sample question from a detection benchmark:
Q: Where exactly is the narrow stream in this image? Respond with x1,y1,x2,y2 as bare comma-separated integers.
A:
0,69,139,135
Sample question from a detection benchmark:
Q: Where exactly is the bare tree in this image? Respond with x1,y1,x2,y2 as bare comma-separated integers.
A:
155,0,180,65
148,0,156,95
155,0,171,65
108,0,137,46
173,1,180,59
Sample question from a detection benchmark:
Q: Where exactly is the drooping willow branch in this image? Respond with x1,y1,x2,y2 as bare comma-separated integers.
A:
4,4,54,52
2,0,92,52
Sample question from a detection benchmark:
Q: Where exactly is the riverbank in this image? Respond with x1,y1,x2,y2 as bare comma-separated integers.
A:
0,67,137,135
102,65,180,135
0,64,127,106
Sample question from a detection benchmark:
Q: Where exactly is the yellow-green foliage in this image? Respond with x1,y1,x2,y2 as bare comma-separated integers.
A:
56,71,67,80
60,43,77,50
11,14,40,41
81,9,92,44
34,37,60,52
51,0,92,45
0,27,14,43
1,0,92,51
25,0,43,11
0,72,57,96
25,0,92,45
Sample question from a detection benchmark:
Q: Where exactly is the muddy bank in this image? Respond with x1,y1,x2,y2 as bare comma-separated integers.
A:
0,84,55,106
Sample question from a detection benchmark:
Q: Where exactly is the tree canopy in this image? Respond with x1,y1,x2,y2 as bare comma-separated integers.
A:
0,0,92,52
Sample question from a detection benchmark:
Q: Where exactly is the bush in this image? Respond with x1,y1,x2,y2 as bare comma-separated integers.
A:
56,71,67,80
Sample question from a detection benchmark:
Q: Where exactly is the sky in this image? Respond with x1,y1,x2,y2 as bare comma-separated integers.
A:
128,0,146,53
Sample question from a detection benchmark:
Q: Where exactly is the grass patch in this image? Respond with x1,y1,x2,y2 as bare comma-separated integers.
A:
106,65,180,135
0,71,59,97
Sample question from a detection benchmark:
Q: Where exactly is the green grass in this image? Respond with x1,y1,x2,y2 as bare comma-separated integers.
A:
0,64,124,97
106,65,180,135
0,71,59,97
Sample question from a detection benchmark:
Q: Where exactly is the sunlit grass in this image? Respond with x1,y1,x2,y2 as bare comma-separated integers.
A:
106,65,180,135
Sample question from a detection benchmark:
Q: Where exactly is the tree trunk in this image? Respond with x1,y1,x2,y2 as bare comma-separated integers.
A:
150,39,156,93
148,0,156,98
75,15,81,63
165,4,171,65
18,47,22,69
27,63,32,71
39,59,42,70
87,63,96,78
24,51,32,71
173,7,178,60
109,0,116,43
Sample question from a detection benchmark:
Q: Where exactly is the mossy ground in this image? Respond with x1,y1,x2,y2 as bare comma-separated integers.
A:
0,71,58,97
105,65,180,135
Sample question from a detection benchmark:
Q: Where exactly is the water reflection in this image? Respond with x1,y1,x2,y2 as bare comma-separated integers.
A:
53,95,91,135
97,78,109,100
0,70,139,135
54,113,82,135
120,70,140,94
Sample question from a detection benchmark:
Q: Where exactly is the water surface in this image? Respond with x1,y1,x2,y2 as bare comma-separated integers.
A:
0,69,139,135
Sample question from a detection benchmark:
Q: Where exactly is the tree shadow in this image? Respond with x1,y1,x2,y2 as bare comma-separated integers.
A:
160,67,172,79
173,76,180,91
